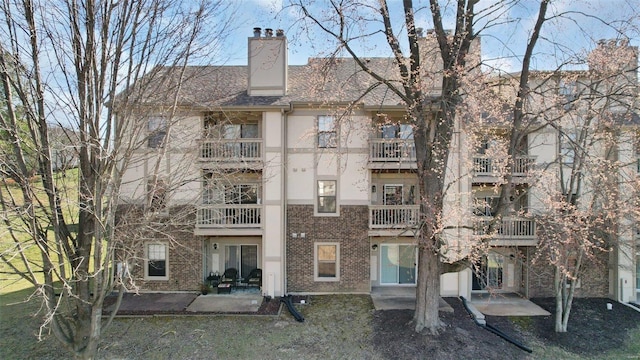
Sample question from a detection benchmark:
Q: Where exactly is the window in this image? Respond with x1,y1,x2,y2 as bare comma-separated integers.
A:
315,243,339,281
379,123,413,139
635,133,640,174
317,180,337,213
473,196,500,217
145,243,168,280
318,116,337,148
560,131,577,165
383,184,403,205
147,178,167,212
559,79,577,110
148,117,167,148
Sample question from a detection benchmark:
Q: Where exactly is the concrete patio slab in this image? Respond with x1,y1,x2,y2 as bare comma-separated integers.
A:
370,288,453,312
105,292,197,313
186,293,263,313
470,293,550,316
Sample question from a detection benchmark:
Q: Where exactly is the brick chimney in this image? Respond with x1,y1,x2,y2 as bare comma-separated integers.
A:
248,27,288,96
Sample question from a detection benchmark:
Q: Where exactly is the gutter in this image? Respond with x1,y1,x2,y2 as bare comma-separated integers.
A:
281,102,293,296
460,296,533,353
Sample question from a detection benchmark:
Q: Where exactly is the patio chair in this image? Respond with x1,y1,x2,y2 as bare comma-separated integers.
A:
220,268,238,287
243,268,262,287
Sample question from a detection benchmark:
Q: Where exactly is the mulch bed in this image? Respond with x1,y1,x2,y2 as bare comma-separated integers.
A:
528,297,640,355
371,296,640,359
372,297,530,360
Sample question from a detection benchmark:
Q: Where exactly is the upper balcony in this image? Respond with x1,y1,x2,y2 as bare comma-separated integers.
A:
199,139,263,169
472,216,537,246
368,139,417,170
368,204,420,236
195,204,262,236
472,155,535,183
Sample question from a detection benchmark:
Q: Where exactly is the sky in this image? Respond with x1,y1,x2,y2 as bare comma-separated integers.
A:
217,0,640,73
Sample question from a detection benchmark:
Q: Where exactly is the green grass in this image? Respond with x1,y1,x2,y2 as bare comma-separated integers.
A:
1,168,80,294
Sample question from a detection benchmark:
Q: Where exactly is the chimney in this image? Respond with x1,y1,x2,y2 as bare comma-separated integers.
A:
248,27,288,96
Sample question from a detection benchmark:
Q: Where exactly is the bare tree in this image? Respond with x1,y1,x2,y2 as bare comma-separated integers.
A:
292,0,554,334
529,41,639,332
0,0,234,358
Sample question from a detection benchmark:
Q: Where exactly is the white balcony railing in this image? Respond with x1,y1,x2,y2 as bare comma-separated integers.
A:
473,155,535,177
200,139,262,161
196,204,262,228
369,205,420,229
369,139,416,162
473,216,536,239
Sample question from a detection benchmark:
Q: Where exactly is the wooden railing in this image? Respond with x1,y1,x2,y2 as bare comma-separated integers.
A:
200,139,262,161
473,156,535,177
369,139,416,162
473,216,536,239
196,204,262,228
369,205,420,229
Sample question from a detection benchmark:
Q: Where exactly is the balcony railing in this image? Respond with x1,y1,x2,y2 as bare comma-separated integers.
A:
200,139,262,161
473,155,535,177
196,204,262,228
369,205,420,229
473,216,536,239
369,139,416,162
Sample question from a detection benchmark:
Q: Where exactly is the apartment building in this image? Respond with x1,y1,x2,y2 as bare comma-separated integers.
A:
115,29,639,303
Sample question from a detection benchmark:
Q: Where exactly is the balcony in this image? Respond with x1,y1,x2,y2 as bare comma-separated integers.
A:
199,139,262,166
369,205,420,229
369,139,416,169
196,204,262,235
473,216,537,245
473,155,535,180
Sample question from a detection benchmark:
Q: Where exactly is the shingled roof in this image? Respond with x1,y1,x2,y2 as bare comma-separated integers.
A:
130,57,409,109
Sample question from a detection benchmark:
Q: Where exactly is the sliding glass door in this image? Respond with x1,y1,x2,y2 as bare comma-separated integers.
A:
225,245,258,280
380,244,416,285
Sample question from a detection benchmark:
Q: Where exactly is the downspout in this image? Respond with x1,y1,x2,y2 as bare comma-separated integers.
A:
282,103,292,295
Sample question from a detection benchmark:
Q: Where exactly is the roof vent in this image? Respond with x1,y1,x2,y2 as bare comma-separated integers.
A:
253,27,261,37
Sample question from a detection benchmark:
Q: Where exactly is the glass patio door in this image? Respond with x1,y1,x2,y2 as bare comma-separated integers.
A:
380,244,416,285
225,245,258,280
472,253,504,291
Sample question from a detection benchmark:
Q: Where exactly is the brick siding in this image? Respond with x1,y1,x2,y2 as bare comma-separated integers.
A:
286,205,370,293
114,205,202,291
527,248,609,298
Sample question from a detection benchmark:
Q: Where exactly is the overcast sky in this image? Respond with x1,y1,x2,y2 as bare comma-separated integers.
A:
219,0,639,73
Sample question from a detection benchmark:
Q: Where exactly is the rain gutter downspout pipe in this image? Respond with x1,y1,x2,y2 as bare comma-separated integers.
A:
460,296,533,353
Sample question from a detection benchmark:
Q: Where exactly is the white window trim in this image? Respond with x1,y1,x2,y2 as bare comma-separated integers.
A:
315,178,339,216
148,116,167,148
144,242,169,281
314,242,340,282
317,115,337,149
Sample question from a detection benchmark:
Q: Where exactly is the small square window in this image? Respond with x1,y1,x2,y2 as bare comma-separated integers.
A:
315,243,339,281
